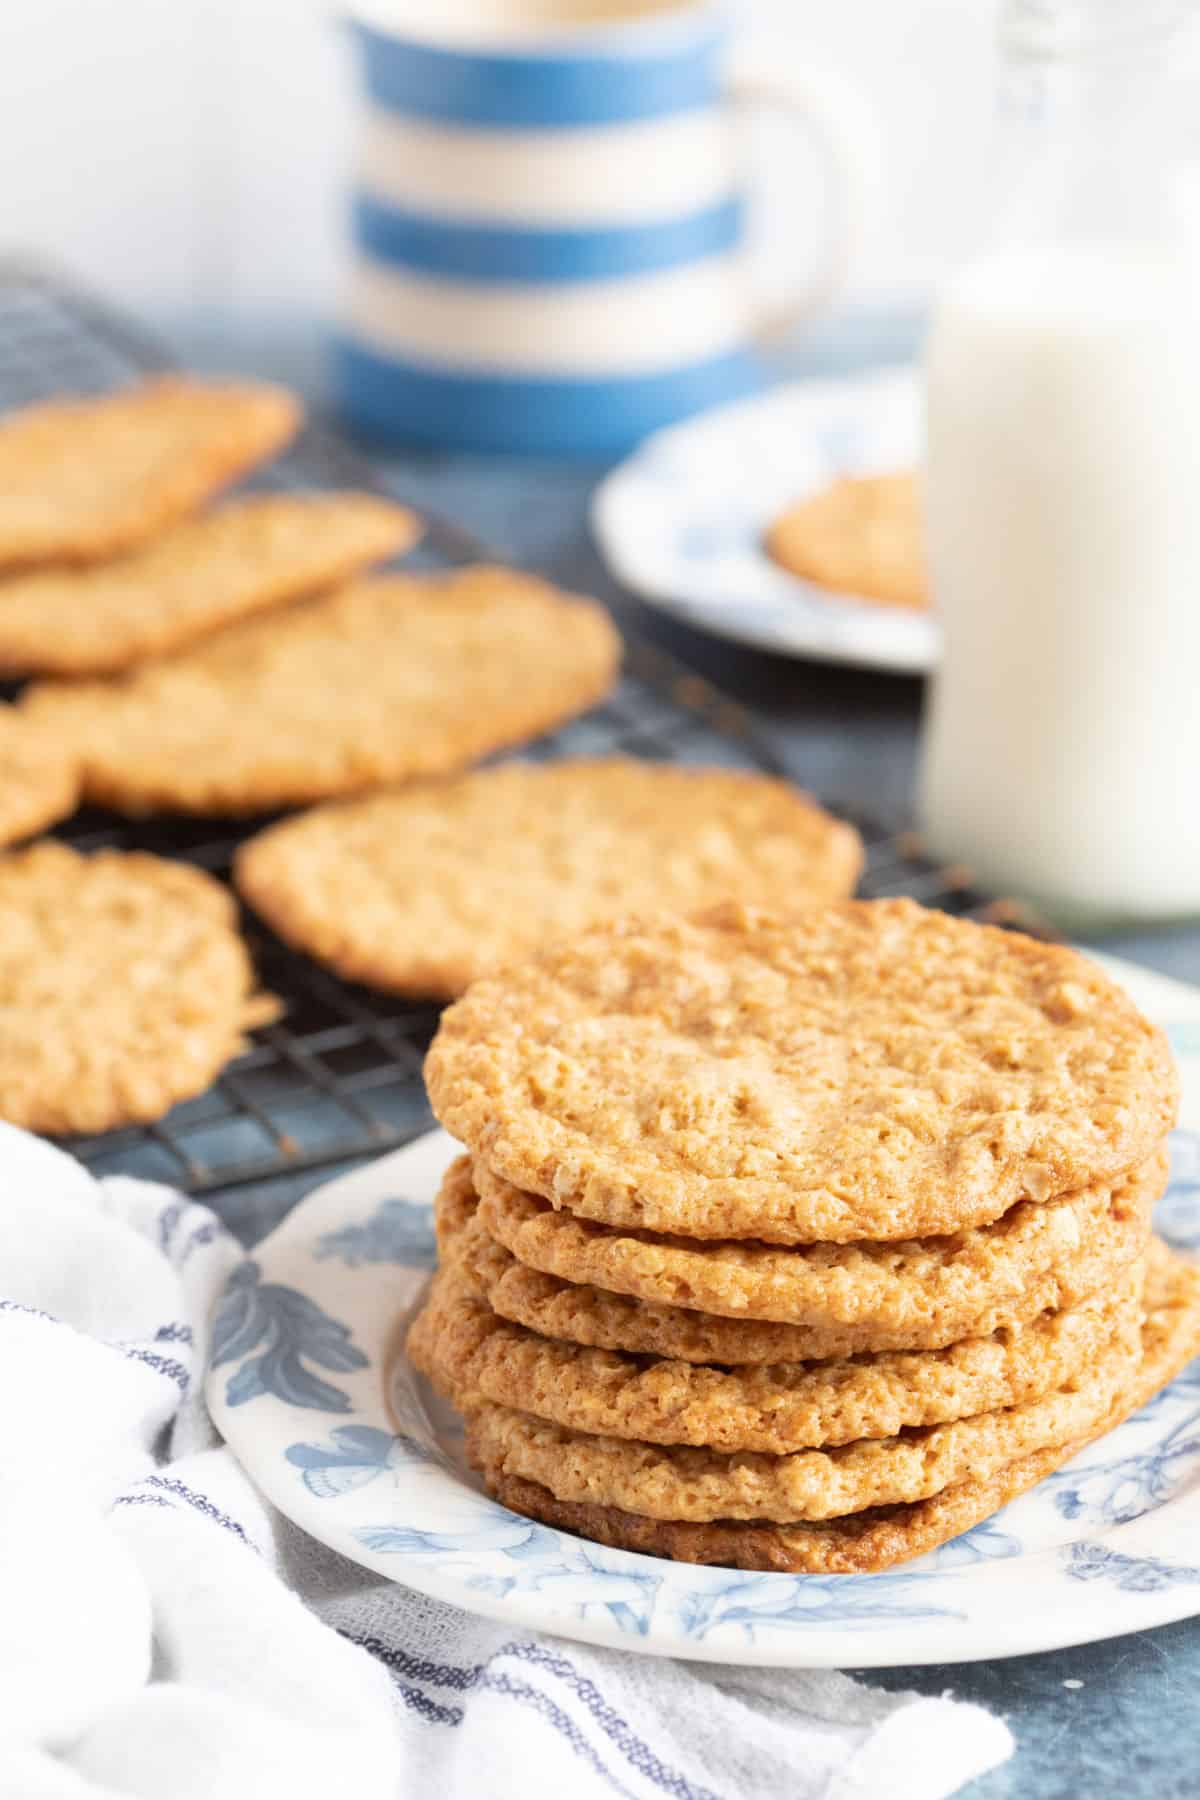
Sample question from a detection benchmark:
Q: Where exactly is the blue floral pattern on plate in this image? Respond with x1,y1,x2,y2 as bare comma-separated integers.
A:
1155,1129,1200,1251
314,1198,437,1269
207,999,1200,1668
671,1572,961,1641
211,1261,367,1412
1065,1542,1200,1592
1043,1402,1200,1527
286,1424,407,1496
927,1518,1023,1568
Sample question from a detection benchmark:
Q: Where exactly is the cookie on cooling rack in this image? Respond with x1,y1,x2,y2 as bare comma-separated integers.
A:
0,843,276,1134
22,566,621,816
0,377,300,566
233,758,863,998
0,704,80,845
0,492,419,676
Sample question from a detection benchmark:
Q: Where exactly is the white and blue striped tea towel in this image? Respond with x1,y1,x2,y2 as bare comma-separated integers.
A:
0,1121,1011,1800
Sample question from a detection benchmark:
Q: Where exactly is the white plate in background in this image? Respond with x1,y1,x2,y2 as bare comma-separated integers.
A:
592,366,936,675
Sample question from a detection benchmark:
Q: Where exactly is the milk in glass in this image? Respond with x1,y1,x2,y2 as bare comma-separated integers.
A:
919,0,1200,924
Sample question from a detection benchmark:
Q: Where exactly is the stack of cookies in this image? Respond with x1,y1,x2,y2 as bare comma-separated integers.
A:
410,899,1200,1572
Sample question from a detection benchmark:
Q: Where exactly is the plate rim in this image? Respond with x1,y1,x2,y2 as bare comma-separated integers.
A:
208,1125,1200,1669
591,364,938,676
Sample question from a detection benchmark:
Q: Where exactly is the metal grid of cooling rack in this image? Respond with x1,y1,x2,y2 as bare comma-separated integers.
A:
0,260,1052,1196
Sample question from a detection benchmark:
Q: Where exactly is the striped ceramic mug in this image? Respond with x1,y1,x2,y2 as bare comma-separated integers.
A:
335,1,876,456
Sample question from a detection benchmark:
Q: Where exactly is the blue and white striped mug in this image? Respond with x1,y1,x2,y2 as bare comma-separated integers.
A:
335,1,876,456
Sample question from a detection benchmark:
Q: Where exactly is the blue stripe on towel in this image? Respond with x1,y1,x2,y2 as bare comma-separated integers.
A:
114,1476,255,1547
353,194,744,285
333,338,759,457
350,18,727,131
343,1633,720,1800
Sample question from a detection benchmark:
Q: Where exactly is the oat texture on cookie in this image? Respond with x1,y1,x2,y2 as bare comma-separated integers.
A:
426,900,1178,1245
439,1158,1152,1364
456,1324,1137,1523
447,1159,1151,1353
0,377,300,566
0,843,274,1134
410,899,1188,1573
0,491,420,676
466,1246,1200,1572
765,471,928,611
234,759,863,998
410,1261,1141,1454
23,566,621,816
0,705,80,846
472,1151,1160,1340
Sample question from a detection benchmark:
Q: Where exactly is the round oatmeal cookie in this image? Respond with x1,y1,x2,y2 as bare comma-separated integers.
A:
409,1261,1141,1454
234,759,862,999
0,377,300,567
437,1156,1154,1362
0,491,419,677
0,843,275,1133
425,901,1178,1245
481,1456,1061,1575
764,471,928,612
22,566,620,816
471,1242,1200,1571
0,705,80,845
474,1151,1163,1332
445,1313,1139,1523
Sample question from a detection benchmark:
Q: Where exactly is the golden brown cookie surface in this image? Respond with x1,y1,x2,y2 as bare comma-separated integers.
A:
452,1319,1138,1523
0,377,300,566
0,492,419,676
474,1151,1161,1333
471,1243,1200,1571
439,1156,1157,1362
234,759,862,998
0,705,80,846
765,471,928,611
0,843,273,1133
24,567,620,816
409,1261,1140,1454
426,901,1178,1245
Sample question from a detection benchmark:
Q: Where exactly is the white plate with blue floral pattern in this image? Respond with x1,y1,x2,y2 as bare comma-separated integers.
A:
592,366,936,675
209,953,1200,1667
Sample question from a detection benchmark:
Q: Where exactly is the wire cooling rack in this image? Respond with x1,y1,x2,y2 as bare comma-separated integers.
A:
0,260,1050,1197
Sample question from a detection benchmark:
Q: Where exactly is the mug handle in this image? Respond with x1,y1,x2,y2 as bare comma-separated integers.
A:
727,54,880,345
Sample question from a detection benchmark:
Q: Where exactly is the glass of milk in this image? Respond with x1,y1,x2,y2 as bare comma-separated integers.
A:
918,0,1200,928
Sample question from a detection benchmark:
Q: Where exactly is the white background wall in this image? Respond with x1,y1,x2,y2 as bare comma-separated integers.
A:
0,0,1003,347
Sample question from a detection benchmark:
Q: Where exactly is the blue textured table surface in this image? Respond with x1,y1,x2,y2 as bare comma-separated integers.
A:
180,309,1200,1799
